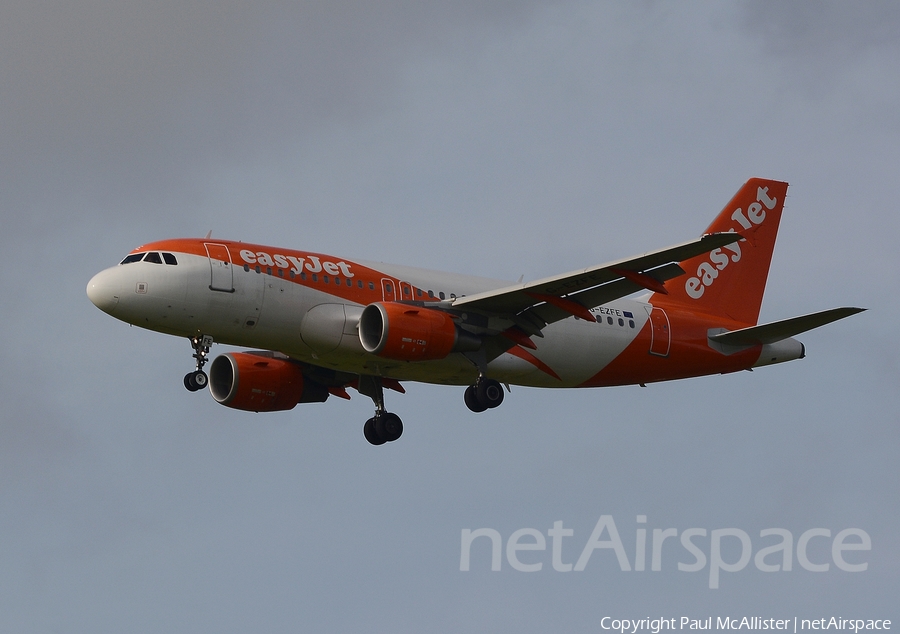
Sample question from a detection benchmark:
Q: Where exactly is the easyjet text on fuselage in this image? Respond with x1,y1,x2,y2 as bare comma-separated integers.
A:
239,249,355,278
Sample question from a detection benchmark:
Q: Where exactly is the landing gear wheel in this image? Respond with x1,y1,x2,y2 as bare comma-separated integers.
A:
183,371,207,392
477,379,504,409
364,418,386,446
357,376,404,445
192,370,208,389
375,412,403,442
464,385,488,413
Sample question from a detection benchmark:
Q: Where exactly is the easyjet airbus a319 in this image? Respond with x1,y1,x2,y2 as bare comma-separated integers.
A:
88,179,862,445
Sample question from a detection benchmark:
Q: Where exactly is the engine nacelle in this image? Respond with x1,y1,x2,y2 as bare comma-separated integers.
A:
208,352,326,412
358,302,481,362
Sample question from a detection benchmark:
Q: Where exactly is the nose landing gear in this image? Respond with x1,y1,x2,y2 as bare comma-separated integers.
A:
184,335,214,392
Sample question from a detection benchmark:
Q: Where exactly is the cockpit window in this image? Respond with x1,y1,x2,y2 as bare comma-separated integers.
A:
144,252,163,264
162,252,178,265
120,253,145,265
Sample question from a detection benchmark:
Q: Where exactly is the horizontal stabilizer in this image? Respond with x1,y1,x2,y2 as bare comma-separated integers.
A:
709,307,866,346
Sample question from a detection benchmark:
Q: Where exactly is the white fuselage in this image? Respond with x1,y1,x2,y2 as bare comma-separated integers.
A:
87,249,655,389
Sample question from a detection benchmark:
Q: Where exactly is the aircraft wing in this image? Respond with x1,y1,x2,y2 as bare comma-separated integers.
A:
708,307,866,346
451,232,742,333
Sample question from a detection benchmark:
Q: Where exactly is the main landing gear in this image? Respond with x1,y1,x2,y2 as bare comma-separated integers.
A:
358,375,403,446
184,335,214,392
464,377,504,413
363,412,403,446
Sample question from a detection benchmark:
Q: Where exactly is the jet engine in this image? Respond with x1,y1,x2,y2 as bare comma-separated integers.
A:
358,302,481,362
208,352,327,412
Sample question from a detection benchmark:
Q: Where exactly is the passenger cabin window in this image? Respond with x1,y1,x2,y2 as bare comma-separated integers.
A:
162,253,178,265
144,252,163,264
120,253,145,265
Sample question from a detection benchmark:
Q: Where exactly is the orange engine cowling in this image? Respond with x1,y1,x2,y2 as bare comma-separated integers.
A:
208,352,325,412
358,302,480,362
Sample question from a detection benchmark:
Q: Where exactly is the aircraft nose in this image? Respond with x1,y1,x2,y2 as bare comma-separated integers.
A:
86,268,121,314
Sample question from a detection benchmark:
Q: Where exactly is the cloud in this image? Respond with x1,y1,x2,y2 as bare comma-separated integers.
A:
0,1,553,215
740,1,900,58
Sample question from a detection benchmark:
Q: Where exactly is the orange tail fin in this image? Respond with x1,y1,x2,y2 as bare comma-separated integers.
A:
652,178,789,326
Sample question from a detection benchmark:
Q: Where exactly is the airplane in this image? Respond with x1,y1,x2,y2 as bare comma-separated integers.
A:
87,178,863,445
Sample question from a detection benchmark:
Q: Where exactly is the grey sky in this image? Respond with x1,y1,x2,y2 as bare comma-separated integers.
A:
1,2,897,631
